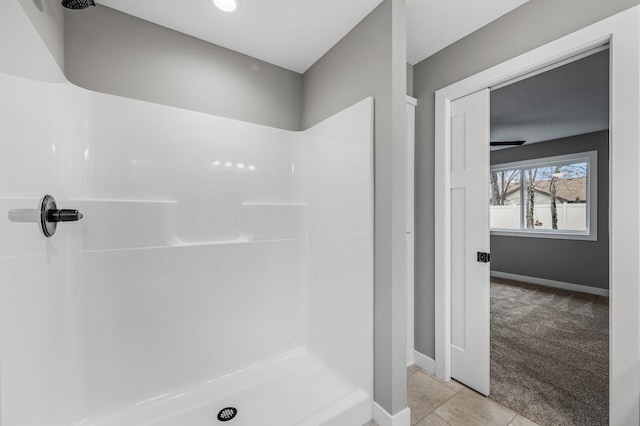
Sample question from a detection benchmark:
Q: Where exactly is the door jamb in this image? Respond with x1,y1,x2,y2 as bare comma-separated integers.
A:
434,6,640,425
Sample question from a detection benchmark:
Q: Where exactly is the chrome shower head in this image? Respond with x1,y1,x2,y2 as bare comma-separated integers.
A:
61,0,96,10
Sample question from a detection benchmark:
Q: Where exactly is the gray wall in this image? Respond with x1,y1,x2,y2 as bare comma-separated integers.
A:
490,131,609,289
413,0,639,359
64,4,303,131
18,0,65,71
303,0,408,415
2,0,65,82
407,63,414,96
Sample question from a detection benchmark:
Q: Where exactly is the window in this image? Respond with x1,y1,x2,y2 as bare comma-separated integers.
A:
490,151,597,240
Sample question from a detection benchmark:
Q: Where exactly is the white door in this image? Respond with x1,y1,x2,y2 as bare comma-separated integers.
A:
450,89,491,395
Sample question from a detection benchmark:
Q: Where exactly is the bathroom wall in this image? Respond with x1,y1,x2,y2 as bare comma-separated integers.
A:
302,0,408,415
17,0,65,71
0,72,76,426
0,4,74,425
71,89,373,424
12,0,404,421
0,0,65,82
412,0,639,359
490,131,609,290
0,65,374,424
64,4,303,131
294,98,374,408
65,1,410,416
68,89,303,422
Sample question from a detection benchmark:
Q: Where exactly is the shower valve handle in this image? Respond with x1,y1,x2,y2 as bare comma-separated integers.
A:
39,195,84,237
7,197,84,237
47,209,84,223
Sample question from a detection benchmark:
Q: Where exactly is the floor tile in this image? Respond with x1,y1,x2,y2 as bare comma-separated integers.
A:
408,364,421,377
431,375,465,393
434,388,517,426
509,414,540,426
408,366,465,393
415,412,450,426
408,371,457,425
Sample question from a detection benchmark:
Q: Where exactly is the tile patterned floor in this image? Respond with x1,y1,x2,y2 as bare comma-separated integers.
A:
362,365,540,426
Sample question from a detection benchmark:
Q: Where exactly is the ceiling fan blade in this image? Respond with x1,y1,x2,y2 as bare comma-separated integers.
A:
490,140,526,147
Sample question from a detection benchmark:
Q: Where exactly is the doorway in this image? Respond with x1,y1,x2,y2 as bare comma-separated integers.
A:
487,48,610,425
434,7,640,425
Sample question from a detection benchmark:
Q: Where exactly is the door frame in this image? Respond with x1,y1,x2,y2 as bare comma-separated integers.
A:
406,95,417,367
434,6,640,425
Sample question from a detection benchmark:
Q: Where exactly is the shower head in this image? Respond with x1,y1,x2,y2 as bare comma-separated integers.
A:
61,0,96,10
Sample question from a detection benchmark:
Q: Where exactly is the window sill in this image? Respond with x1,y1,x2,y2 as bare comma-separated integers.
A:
491,229,597,241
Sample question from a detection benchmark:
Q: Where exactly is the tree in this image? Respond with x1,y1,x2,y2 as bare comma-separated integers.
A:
524,168,539,228
548,163,587,230
549,166,561,229
490,170,519,206
490,172,500,205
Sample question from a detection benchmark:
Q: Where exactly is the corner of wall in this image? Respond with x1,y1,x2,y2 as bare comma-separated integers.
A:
1,0,65,83
17,0,65,72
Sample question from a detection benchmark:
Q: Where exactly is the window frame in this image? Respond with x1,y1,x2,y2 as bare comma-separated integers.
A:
490,150,598,241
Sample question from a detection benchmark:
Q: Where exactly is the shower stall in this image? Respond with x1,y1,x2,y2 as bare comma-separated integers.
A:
1,4,373,426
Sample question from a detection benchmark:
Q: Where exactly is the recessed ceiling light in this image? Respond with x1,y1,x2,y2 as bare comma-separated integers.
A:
213,0,237,12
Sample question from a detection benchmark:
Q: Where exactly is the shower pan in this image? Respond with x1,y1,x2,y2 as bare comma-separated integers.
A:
0,4,373,426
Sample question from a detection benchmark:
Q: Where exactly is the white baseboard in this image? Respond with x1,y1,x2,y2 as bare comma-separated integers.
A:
373,403,410,426
491,271,609,297
412,350,435,374
406,349,414,367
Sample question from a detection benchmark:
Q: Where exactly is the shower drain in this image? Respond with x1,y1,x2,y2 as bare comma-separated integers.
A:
217,407,238,422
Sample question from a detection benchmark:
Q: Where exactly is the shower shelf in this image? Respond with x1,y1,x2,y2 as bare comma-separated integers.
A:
171,237,299,247
82,238,300,254
242,202,308,206
73,199,178,204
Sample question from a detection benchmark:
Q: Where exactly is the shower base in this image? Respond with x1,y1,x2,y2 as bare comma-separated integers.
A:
88,349,371,426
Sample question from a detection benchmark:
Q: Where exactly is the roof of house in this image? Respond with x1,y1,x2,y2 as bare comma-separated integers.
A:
504,177,587,202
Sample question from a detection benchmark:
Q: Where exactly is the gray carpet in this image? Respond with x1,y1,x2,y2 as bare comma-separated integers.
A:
489,278,609,426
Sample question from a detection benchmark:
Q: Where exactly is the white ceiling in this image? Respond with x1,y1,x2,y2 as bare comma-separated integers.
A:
96,0,530,73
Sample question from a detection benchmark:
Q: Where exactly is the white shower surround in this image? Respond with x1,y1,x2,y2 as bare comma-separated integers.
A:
0,70,373,425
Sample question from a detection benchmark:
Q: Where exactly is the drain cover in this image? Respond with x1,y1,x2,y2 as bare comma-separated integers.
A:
217,407,238,422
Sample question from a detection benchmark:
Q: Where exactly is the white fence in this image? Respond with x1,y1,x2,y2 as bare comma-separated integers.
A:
490,203,587,230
